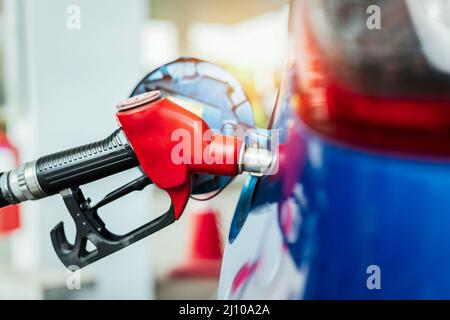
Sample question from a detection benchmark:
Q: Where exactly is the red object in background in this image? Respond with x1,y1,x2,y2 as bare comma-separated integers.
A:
0,132,20,234
170,207,223,278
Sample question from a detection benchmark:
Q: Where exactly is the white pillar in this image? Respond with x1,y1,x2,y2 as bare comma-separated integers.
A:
4,0,154,299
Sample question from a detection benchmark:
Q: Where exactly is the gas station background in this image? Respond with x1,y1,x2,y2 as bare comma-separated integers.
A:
0,0,288,299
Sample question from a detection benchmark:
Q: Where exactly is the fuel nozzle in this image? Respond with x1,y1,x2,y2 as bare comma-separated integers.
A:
117,91,277,216
0,89,276,269
238,128,277,176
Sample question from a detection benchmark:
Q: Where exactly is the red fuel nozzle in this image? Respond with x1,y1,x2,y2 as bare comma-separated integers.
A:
116,92,242,219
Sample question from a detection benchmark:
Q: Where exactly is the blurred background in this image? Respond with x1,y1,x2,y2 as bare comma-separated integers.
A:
0,0,288,299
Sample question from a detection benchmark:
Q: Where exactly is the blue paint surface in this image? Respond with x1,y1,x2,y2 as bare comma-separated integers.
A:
226,98,450,299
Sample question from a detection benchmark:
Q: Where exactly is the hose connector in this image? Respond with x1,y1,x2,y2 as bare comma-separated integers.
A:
239,128,278,176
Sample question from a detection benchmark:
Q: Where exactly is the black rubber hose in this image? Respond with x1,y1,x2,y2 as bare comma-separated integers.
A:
0,173,9,208
35,129,139,197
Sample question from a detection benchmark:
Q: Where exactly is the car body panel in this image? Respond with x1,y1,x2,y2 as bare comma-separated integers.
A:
219,86,450,299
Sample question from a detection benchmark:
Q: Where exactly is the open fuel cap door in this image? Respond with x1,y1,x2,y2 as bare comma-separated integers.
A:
130,57,255,195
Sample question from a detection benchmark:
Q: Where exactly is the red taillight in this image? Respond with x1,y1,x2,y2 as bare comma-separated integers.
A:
299,84,450,156
292,0,450,157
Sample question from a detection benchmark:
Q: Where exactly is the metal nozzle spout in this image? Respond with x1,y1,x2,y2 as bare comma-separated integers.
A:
241,147,274,176
238,128,278,176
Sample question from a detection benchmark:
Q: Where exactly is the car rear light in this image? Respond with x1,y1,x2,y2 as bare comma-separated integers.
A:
291,0,450,157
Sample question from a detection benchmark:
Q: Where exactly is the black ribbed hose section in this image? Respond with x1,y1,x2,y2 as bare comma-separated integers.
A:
35,128,140,197
0,173,8,207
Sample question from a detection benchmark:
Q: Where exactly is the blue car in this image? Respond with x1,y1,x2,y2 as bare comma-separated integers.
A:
219,0,450,299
